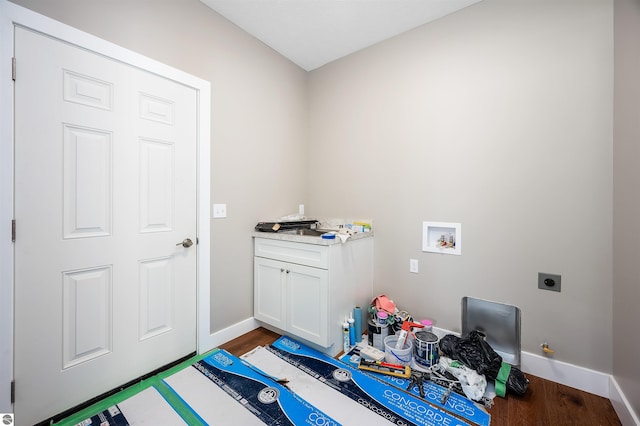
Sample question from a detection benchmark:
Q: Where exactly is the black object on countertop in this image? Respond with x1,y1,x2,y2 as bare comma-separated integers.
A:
255,220,319,232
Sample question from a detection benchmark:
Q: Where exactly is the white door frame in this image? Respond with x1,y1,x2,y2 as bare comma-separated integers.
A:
0,0,212,413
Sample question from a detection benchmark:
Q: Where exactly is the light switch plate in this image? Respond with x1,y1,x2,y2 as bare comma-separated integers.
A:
212,203,227,218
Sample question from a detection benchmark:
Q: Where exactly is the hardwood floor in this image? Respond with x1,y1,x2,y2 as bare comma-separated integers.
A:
220,327,622,426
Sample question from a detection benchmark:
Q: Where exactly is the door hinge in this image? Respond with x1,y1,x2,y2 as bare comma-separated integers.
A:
11,219,16,242
10,380,15,404
12,57,16,81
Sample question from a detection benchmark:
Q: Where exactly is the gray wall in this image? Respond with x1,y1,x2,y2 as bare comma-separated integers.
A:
614,0,640,416
309,0,614,373
9,0,310,335
11,0,634,402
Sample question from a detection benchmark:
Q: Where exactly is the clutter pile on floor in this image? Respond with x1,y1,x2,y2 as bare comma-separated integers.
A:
365,294,529,406
61,295,528,425
64,336,483,426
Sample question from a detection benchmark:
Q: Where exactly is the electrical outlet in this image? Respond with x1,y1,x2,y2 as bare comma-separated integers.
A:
538,272,561,292
409,259,419,273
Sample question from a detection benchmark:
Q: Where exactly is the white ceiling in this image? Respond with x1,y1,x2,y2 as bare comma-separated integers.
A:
200,0,482,71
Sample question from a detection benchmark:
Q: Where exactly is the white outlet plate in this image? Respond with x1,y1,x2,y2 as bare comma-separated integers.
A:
410,258,419,273
212,203,227,218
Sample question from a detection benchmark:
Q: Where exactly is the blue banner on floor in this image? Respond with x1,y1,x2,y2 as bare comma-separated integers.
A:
269,336,473,426
339,353,490,426
196,349,341,426
76,406,129,426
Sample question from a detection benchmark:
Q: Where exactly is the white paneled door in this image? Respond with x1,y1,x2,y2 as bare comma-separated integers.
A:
13,27,197,424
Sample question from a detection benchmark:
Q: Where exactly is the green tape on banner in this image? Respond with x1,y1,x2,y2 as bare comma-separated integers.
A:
54,350,217,426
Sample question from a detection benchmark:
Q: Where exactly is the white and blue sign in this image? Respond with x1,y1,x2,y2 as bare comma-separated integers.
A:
270,336,475,426
197,349,340,426
340,352,491,426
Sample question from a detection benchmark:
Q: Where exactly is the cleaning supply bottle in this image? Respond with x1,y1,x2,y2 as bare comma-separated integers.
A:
343,317,350,354
394,320,424,350
348,312,356,346
353,306,362,343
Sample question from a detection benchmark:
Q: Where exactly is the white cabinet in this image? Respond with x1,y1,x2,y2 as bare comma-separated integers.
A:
253,235,373,356
254,257,328,345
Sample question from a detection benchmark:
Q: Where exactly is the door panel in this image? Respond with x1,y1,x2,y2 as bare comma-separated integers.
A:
139,138,174,232
139,256,175,340
13,27,197,425
63,124,113,238
62,266,113,369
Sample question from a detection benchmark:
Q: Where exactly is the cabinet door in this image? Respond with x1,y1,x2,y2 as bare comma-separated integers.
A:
254,257,286,329
286,263,329,347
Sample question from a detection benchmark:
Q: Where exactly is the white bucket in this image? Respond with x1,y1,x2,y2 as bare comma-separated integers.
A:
384,335,412,366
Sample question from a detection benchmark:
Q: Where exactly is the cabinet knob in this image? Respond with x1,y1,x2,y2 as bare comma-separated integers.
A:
280,268,285,272
286,269,290,274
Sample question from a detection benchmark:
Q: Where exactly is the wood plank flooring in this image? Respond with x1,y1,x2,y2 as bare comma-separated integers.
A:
220,327,622,426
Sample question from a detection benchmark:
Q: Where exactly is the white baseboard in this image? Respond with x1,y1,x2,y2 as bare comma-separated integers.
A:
521,354,638,425
520,350,640,425
520,351,611,397
198,317,260,354
520,349,638,426
609,376,640,426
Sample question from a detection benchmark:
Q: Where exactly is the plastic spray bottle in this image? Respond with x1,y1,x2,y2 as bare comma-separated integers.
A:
394,320,424,350
348,312,356,346
343,317,350,354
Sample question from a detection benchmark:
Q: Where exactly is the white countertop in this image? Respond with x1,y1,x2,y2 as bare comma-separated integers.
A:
252,230,373,246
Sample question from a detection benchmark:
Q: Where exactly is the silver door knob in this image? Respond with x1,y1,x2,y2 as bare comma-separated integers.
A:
176,238,193,248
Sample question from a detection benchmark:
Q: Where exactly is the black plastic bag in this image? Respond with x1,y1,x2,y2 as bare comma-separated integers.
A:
504,363,529,395
440,330,529,395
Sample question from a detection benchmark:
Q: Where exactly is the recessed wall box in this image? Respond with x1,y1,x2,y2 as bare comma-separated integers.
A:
538,272,561,292
422,221,461,255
